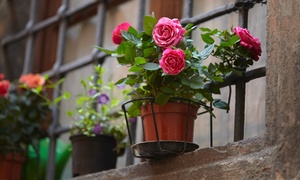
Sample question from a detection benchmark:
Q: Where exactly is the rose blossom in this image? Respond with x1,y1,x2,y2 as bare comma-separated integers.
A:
112,22,131,45
0,80,10,97
19,73,45,89
233,26,262,61
159,48,185,75
152,17,186,48
97,93,109,104
0,73,4,80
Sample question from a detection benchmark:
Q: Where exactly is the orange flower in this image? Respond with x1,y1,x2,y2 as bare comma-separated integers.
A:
19,73,45,89
0,80,10,97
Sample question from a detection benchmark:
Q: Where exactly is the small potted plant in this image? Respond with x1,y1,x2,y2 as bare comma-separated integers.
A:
98,14,262,158
67,65,129,177
0,73,69,179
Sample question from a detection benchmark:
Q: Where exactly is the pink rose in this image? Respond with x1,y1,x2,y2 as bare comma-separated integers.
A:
159,48,185,75
112,22,131,45
233,26,262,61
19,73,45,89
152,17,186,48
0,80,10,97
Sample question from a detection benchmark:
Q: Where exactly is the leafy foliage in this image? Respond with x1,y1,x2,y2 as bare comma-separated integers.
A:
0,75,69,154
67,65,130,152
97,15,261,118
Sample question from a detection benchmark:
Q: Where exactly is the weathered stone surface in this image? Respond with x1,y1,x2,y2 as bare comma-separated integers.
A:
73,137,273,180
266,0,300,179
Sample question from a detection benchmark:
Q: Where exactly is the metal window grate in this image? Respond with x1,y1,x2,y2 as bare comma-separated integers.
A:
0,0,266,179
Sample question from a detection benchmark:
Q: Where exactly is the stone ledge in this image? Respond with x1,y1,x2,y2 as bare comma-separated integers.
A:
73,137,274,180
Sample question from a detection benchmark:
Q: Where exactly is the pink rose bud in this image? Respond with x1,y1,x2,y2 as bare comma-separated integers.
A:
112,22,131,45
233,26,262,61
152,17,186,48
0,80,10,97
159,48,185,75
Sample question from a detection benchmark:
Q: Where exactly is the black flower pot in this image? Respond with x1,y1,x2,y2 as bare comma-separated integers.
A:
70,134,118,177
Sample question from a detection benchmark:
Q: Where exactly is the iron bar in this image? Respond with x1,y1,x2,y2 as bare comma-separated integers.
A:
183,0,193,19
46,0,70,179
204,67,266,89
234,7,249,142
180,0,259,26
42,52,108,78
23,0,37,74
125,0,147,165
180,2,237,25
0,0,130,46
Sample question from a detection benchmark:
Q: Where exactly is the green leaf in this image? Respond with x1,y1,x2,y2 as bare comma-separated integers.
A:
122,31,141,45
199,43,215,59
128,102,142,117
96,46,116,55
129,65,143,72
114,78,127,85
210,84,221,94
143,47,156,58
63,92,71,99
140,63,160,70
144,16,157,35
211,76,223,82
66,110,73,117
116,42,126,54
229,35,240,44
220,41,232,47
201,34,215,44
127,26,138,37
135,57,147,65
160,86,175,94
125,46,136,62
117,57,131,65
76,96,89,105
200,27,212,32
195,93,204,101
189,76,205,89
155,92,170,105
213,99,229,110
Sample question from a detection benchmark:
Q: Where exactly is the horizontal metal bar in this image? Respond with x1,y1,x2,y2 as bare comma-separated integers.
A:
42,51,108,77
180,0,261,25
180,2,237,25
1,0,129,46
54,125,70,135
204,66,266,89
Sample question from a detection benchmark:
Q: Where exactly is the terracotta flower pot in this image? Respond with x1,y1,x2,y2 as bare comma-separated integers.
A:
70,134,118,177
140,101,199,142
0,152,26,180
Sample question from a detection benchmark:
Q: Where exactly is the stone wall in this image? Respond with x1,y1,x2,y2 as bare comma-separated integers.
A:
266,0,300,178
72,0,300,179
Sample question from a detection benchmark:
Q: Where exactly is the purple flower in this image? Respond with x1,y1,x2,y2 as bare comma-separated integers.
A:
89,89,98,96
97,93,109,104
93,124,103,135
129,117,137,123
117,84,125,89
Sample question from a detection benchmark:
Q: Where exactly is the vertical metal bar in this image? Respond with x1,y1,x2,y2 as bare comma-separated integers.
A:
234,7,248,141
23,0,37,74
125,0,146,166
46,0,69,180
93,0,108,65
183,0,193,18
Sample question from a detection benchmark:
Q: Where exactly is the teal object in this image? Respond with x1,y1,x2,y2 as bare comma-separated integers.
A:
22,138,71,180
